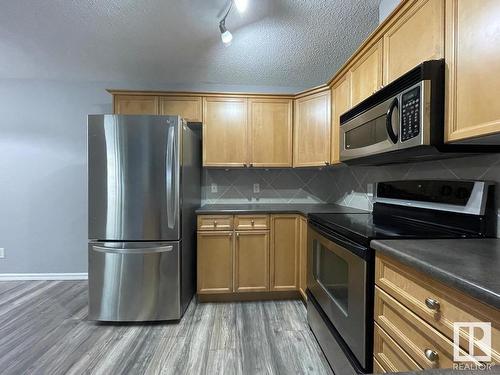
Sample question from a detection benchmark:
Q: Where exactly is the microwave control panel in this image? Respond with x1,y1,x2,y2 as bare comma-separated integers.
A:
401,86,421,142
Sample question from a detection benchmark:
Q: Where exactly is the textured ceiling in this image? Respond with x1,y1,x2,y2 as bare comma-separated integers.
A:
0,0,381,91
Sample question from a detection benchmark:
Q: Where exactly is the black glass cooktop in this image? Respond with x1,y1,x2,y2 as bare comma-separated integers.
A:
308,212,475,247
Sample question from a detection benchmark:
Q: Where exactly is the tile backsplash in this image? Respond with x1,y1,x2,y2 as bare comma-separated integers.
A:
202,154,500,233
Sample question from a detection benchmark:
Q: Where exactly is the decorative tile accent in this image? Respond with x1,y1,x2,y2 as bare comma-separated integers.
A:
202,153,500,235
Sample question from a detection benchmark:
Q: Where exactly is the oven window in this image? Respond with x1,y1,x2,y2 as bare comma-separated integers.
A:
317,242,349,314
345,115,387,149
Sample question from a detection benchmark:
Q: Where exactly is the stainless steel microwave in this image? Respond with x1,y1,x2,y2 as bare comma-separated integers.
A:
339,60,496,165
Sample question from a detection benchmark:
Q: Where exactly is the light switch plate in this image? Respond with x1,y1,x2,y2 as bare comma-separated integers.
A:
211,183,218,193
0,248,4,259
253,183,260,193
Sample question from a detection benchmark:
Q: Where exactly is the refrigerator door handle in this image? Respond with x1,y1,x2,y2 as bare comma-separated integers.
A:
166,126,176,229
92,245,174,254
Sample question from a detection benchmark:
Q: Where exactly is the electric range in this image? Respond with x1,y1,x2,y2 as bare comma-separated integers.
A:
306,179,497,374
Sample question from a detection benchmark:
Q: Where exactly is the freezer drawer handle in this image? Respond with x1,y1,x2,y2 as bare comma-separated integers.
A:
92,245,174,254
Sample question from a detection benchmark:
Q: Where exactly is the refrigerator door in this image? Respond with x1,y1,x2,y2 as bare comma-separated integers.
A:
88,115,180,241
88,241,181,321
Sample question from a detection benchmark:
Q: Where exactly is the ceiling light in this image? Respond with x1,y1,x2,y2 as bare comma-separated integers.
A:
220,27,233,45
234,0,248,13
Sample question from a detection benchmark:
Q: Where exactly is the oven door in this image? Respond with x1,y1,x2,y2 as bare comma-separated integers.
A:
340,94,401,162
307,225,369,369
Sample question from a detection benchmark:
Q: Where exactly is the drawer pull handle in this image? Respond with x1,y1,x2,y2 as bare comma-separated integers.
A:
213,221,217,227
251,220,255,226
424,349,439,362
425,298,440,311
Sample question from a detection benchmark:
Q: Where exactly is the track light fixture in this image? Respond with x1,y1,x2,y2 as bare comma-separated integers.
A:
219,0,248,45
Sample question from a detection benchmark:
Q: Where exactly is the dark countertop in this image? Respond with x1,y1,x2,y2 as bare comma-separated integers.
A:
371,239,500,309
196,203,368,215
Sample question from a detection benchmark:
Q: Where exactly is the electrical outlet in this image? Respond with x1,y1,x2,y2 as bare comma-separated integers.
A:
211,183,218,193
0,248,4,259
253,183,260,193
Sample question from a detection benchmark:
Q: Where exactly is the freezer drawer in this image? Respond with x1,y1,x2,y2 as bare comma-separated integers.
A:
88,241,181,321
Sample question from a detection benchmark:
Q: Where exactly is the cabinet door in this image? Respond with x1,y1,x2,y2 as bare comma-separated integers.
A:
350,40,383,107
383,0,444,84
159,96,202,122
197,231,233,294
114,95,158,114
293,90,331,167
234,231,269,292
298,216,308,300
270,215,299,291
445,0,500,142
203,97,248,167
249,98,293,167
331,75,351,164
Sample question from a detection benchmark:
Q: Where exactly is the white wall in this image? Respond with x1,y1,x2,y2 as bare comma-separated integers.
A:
379,0,401,23
0,80,109,273
0,79,300,274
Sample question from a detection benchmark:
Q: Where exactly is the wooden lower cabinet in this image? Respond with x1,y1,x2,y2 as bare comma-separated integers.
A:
234,231,269,292
197,231,233,294
372,356,386,374
374,253,498,371
270,215,300,291
373,322,421,373
197,214,306,300
298,216,308,300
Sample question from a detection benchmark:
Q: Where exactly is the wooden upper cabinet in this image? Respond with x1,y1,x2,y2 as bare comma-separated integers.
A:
293,90,331,167
114,95,158,114
331,75,351,164
159,96,202,122
197,231,233,294
383,0,444,84
234,231,270,292
270,215,300,291
350,39,383,107
248,98,293,167
203,97,248,167
445,0,500,142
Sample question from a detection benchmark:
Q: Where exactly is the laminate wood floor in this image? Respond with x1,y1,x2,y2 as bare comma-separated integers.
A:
0,281,332,375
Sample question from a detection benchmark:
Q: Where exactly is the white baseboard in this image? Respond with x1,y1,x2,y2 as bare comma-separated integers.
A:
0,273,88,281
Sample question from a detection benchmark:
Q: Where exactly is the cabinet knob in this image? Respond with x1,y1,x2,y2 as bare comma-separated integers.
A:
424,349,439,362
251,220,255,226
250,163,253,167
229,232,232,237
425,298,440,311
213,221,217,227
236,232,240,238
324,161,329,166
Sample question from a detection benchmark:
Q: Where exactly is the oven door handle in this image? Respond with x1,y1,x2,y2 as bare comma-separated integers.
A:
386,97,399,144
310,221,369,259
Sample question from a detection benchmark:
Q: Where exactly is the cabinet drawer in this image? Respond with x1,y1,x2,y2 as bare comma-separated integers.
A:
374,322,421,373
235,215,269,230
197,215,233,231
375,287,480,369
372,357,386,374
375,255,500,363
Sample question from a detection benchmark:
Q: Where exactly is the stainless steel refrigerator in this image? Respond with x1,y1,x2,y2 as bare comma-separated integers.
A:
87,115,200,322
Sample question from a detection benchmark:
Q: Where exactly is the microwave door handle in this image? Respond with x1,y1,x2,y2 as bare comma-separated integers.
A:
386,98,399,144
